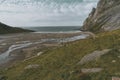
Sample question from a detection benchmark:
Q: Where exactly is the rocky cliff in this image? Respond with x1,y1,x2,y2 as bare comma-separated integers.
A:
0,22,33,34
81,0,120,33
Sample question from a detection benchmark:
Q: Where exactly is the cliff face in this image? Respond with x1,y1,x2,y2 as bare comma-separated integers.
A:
0,22,33,34
82,0,120,32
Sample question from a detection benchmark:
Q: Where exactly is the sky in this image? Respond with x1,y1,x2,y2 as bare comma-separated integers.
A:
0,0,99,27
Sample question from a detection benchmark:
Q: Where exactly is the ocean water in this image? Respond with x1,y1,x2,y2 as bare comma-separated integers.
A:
0,0,98,27
23,26,81,33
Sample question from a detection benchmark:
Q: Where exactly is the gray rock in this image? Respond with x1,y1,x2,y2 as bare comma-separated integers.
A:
112,77,120,80
81,0,120,32
78,49,110,65
24,64,39,70
81,68,103,73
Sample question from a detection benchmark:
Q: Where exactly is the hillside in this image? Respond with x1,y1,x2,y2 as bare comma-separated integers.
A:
81,0,120,33
0,0,120,80
0,29,119,80
0,22,33,34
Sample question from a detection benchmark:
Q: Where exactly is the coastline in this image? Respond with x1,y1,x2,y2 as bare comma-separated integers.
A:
33,31,81,34
0,31,89,67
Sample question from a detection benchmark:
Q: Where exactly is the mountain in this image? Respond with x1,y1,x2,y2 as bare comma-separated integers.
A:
81,0,120,33
0,22,33,34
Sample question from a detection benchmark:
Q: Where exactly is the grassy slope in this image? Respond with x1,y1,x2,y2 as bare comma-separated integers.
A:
0,22,33,34
1,29,120,80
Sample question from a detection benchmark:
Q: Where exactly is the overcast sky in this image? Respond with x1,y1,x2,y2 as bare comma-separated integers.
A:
0,0,98,27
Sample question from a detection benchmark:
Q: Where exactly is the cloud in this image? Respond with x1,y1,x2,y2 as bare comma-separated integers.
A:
0,0,98,27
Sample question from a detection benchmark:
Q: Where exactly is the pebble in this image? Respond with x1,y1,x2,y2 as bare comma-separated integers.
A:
0,43,7,46
112,60,116,63
37,52,43,56
118,56,120,58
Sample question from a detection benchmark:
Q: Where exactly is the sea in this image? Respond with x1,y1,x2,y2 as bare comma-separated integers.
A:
23,26,81,33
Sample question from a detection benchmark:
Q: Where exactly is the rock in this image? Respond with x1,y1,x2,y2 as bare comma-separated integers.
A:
118,56,120,58
81,0,120,32
24,64,39,70
0,43,7,46
81,68,103,73
112,60,116,63
0,75,7,80
37,52,43,56
78,49,110,65
112,77,120,80
69,71,75,74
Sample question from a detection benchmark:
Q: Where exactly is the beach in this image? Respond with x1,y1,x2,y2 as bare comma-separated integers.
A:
0,32,89,67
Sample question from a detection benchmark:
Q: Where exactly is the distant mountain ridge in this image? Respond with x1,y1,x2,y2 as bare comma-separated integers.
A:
81,0,120,33
0,22,33,34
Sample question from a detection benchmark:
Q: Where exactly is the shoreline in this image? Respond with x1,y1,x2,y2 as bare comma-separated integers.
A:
0,32,90,67
33,31,81,34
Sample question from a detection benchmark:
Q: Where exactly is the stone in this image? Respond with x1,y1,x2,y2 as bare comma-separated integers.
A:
82,0,120,32
37,52,43,56
81,68,103,73
0,75,7,80
78,49,110,65
112,77,120,80
118,56,120,58
24,64,39,70
0,43,7,46
112,60,116,63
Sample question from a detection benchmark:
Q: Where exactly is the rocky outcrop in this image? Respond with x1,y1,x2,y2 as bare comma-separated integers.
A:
78,49,110,65
81,0,120,33
0,22,33,34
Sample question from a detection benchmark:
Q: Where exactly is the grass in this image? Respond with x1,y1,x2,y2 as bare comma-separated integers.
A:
1,29,120,80
0,22,33,34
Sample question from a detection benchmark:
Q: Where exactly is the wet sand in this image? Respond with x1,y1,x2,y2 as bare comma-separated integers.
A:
0,32,89,67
